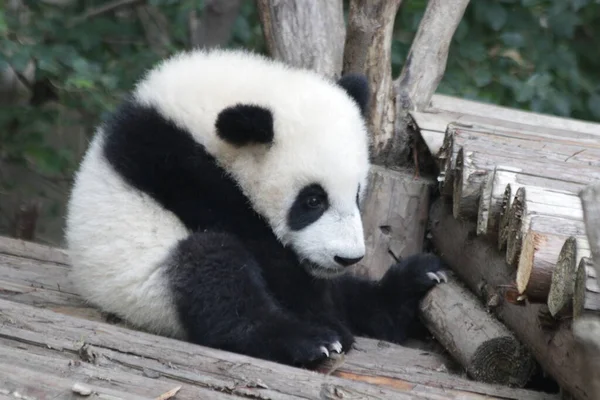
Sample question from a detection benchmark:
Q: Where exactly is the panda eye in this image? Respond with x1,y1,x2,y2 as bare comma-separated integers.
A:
306,195,323,209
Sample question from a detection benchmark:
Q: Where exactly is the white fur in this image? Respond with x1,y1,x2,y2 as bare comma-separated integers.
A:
65,48,371,336
66,133,189,338
134,48,370,274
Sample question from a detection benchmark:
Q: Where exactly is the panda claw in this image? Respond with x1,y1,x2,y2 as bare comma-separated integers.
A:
330,341,343,354
438,271,448,283
427,272,441,283
320,346,329,358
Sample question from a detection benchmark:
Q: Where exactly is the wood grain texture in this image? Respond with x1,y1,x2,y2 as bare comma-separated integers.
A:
429,198,590,400
420,277,534,386
0,297,557,400
353,166,431,279
505,186,585,268
0,235,560,399
547,237,591,318
256,0,345,79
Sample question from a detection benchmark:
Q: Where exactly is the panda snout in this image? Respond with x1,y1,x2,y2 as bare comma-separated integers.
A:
334,255,364,267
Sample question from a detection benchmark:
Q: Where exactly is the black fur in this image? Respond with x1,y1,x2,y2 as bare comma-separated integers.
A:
337,74,370,116
216,104,274,146
102,98,445,368
288,183,329,231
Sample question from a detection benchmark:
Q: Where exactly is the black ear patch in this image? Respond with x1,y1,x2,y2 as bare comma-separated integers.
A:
216,104,274,147
337,74,369,116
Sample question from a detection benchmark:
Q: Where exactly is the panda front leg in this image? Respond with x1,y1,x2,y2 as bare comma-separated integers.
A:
334,253,447,344
167,231,344,367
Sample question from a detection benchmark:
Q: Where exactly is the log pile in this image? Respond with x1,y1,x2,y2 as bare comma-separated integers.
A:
412,104,600,399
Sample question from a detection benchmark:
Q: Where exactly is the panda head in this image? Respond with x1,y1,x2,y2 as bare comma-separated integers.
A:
135,50,371,278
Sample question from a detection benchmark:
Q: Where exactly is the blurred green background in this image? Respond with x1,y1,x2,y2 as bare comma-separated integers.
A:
0,0,598,243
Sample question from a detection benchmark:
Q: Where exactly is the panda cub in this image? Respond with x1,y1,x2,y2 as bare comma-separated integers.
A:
65,48,446,368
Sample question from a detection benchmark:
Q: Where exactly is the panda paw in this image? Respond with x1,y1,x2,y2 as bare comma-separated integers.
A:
387,253,448,296
270,324,345,368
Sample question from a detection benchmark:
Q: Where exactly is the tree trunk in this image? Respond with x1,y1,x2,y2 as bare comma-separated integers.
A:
256,0,345,79
343,0,403,164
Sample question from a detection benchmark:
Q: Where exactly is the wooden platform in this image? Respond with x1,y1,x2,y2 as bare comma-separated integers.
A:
0,236,559,400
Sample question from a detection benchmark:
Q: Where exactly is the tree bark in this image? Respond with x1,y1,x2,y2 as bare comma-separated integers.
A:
257,0,345,79
353,166,432,280
343,0,403,165
420,277,534,386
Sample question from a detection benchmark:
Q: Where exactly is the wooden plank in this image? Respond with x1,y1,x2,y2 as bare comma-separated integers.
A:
0,236,558,400
0,298,556,400
429,198,590,400
429,94,600,138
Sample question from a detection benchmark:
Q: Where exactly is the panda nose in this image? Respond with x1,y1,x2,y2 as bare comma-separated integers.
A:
334,255,364,267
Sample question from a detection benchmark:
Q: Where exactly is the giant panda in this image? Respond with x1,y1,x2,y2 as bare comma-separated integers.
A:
65,48,447,368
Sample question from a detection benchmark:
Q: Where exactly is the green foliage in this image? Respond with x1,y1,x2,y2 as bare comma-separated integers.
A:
392,0,600,121
0,0,598,185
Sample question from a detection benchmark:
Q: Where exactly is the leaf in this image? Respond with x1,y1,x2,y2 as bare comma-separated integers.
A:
500,32,525,48
588,94,600,119
548,11,580,38
473,67,493,87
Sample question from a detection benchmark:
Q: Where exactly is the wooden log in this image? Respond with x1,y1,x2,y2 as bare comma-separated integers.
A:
573,183,600,399
480,168,587,240
451,147,598,220
515,216,588,302
256,0,345,79
573,257,600,319
0,241,557,400
547,237,591,318
516,231,564,303
419,277,534,386
439,123,600,205
354,166,432,279
343,0,402,164
429,198,590,400
505,186,584,267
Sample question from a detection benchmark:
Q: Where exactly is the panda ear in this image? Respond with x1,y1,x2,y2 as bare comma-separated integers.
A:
337,74,369,116
216,104,274,147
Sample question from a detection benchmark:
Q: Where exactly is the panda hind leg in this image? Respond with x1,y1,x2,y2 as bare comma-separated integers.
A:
167,231,343,368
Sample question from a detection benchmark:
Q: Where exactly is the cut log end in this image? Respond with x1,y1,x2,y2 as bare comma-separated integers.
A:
547,237,577,317
498,184,513,251
516,231,562,303
419,277,534,387
506,187,526,267
516,231,537,295
468,336,535,387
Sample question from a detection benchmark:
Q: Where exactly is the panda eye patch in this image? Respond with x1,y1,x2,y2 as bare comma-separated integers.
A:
288,184,329,231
